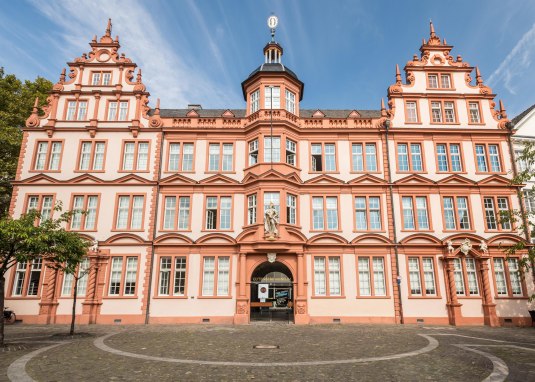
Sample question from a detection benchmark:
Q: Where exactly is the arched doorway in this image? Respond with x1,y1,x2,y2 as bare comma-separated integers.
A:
250,261,294,322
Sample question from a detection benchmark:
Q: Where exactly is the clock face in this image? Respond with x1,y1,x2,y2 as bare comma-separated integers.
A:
267,15,278,29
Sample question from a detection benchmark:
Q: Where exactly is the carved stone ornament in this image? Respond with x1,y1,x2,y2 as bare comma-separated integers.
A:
479,240,488,254
446,240,454,254
459,238,472,256
296,302,306,315
267,253,277,263
237,301,248,314
264,201,279,238
91,239,99,253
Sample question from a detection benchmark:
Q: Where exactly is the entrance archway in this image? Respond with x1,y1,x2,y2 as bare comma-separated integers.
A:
250,261,294,322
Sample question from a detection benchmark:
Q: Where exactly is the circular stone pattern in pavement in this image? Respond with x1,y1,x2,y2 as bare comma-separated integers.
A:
94,325,439,366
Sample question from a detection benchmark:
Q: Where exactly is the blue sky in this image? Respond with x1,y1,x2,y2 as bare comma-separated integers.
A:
1,0,535,117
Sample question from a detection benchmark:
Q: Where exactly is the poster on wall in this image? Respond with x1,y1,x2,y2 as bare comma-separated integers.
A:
258,283,269,300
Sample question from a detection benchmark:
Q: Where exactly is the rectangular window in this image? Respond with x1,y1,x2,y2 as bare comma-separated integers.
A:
352,143,377,172
264,192,280,218
108,101,129,121
406,101,419,123
311,143,336,172
78,141,105,171
108,256,138,296
208,143,233,171
507,258,522,296
168,143,195,172
402,196,429,230
158,256,187,296
466,258,479,295
115,195,145,230
247,194,257,225
440,74,451,88
444,101,455,123
202,256,230,296
483,196,511,231
91,71,111,85
285,89,296,114
468,102,481,123
357,256,386,297
251,89,260,113
70,195,99,231
397,143,423,172
286,139,296,166
65,100,88,121
11,259,43,297
34,141,63,171
354,196,381,230
312,196,338,230
121,141,150,171
314,256,341,296
408,257,436,296
431,101,442,123
453,258,465,295
264,86,280,109
442,196,470,230
249,140,259,166
162,196,190,230
523,190,535,213
205,196,232,230
476,144,502,172
431,100,457,124
436,143,462,172
264,136,281,162
61,258,90,297
26,195,54,223
493,258,508,296
286,194,297,224
428,74,438,88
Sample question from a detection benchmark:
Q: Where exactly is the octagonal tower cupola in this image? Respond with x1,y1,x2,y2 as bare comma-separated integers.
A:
242,15,304,116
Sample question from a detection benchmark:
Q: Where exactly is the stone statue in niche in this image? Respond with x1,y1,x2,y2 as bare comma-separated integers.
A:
264,202,279,238
91,239,99,253
446,240,454,254
479,240,488,254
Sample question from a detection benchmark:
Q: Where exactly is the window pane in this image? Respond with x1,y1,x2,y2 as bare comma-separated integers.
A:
217,257,230,296
366,144,377,171
355,196,367,230
94,142,105,170
159,257,171,295
124,257,138,295
328,257,341,295
422,258,436,295
352,144,363,172
408,258,422,295
312,197,324,230
326,197,338,230
209,144,220,171
202,257,215,296
178,197,190,230
109,257,123,295
402,197,414,229
163,196,176,230
71,196,84,230
398,144,409,171
436,144,448,172
174,256,187,295
493,258,508,295
358,257,371,296
475,145,488,172
136,142,149,171
286,194,297,224
116,196,130,229
443,197,456,230
314,257,326,295
450,144,462,172
123,143,135,171
406,101,418,123
410,144,422,171
220,197,232,229
35,142,48,170
131,196,144,229
264,137,280,163
415,197,429,229
168,143,180,171
325,144,336,171
373,257,386,296
222,143,233,171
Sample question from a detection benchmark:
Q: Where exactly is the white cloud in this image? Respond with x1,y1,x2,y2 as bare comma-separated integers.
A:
29,0,243,108
487,23,535,95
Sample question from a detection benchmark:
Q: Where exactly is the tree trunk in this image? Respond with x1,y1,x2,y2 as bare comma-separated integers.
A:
1,276,5,346
70,276,77,336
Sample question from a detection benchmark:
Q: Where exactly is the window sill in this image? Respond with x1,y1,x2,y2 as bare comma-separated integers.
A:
69,229,98,233
309,171,340,174
396,171,428,174
110,229,146,233
436,171,467,175
196,295,233,299
117,170,151,173
152,295,189,299
311,295,346,299
205,171,236,174
467,123,486,126
475,172,507,176
429,122,460,126
457,296,483,299
6,296,41,300
404,121,422,125
29,170,62,173
103,296,139,299
407,296,442,299
310,229,343,233
353,230,387,233
494,296,528,300
200,229,234,233
58,296,87,300
163,170,195,174
349,171,383,175
442,230,476,233
159,229,192,233
356,295,391,299
426,87,457,91
73,170,106,173
400,229,434,233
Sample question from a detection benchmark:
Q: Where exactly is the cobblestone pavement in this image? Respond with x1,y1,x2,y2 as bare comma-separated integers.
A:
1,323,534,381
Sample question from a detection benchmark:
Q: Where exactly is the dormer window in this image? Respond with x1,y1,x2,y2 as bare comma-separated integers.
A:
251,90,260,113
285,89,295,114
264,86,280,109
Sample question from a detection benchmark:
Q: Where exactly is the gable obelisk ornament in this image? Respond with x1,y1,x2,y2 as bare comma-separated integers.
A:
264,202,279,240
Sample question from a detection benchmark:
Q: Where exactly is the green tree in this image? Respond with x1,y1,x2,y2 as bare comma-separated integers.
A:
0,205,89,346
0,67,53,218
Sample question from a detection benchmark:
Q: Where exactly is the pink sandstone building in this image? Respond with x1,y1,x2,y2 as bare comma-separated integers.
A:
5,19,534,327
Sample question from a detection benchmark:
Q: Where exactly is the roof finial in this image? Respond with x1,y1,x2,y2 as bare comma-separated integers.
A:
105,18,112,37
499,100,507,119
267,14,278,42
381,98,387,117
430,19,435,37
59,68,66,83
475,66,483,85
395,64,402,84
155,98,160,114
136,69,142,83
32,97,39,112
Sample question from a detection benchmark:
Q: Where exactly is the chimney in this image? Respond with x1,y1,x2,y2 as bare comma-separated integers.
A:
188,104,202,110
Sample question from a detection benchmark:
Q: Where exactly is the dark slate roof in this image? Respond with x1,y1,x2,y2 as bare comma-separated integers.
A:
246,63,300,82
151,109,382,119
512,104,535,125
300,109,381,118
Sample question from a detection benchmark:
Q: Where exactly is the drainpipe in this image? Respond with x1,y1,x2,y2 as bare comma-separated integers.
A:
384,119,404,324
145,128,165,325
